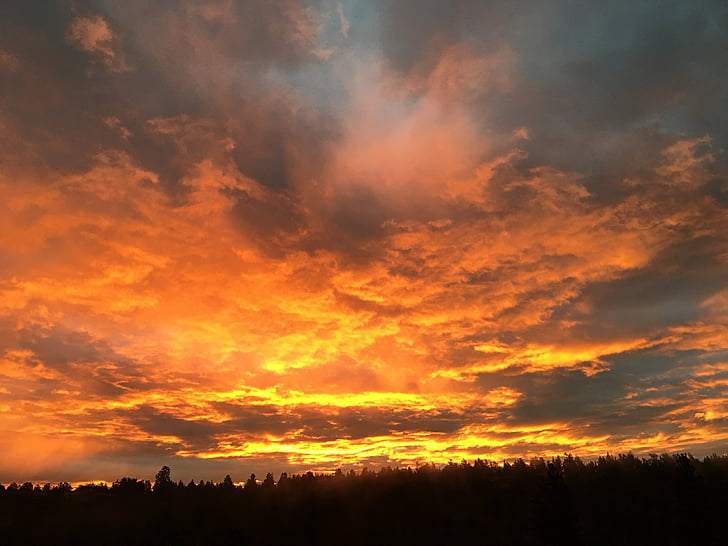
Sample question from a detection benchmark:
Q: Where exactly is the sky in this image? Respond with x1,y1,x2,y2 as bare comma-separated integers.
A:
1,0,727,484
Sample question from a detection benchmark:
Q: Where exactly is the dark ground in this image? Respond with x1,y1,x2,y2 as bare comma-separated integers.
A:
1,453,727,545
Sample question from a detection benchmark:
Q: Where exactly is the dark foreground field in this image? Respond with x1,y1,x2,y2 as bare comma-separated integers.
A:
2,453,727,545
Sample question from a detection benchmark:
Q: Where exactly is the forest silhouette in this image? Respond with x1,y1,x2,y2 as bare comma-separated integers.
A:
2,452,727,545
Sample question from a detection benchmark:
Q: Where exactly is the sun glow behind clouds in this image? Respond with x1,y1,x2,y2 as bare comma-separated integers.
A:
1,0,728,482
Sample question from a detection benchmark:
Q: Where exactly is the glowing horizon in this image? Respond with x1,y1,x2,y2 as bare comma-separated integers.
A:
1,1,727,484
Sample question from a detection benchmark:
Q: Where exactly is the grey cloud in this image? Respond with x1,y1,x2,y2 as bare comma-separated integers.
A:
117,401,474,448
0,3,116,176
552,236,728,340
1,0,338,197
12,326,163,398
128,405,222,449
362,0,728,197
227,188,308,257
475,347,724,442
95,0,325,67
333,290,407,318
18,328,117,370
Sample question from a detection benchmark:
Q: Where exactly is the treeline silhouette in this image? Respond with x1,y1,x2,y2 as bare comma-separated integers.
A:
2,452,727,545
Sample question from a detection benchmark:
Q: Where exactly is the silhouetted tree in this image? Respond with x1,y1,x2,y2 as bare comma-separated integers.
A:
262,472,275,489
3,452,728,545
154,465,173,492
244,473,257,490
113,477,151,494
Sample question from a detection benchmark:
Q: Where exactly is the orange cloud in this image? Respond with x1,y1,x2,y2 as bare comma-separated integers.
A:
66,15,128,71
2,1,727,483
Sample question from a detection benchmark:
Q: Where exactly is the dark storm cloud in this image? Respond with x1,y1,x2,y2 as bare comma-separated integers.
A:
363,0,728,195
89,0,341,192
552,236,728,340
227,188,308,257
94,0,326,66
108,400,474,451
478,368,626,426
4,0,726,208
127,405,221,449
17,327,120,370
0,2,118,176
508,378,683,433
475,346,728,444
0,0,338,196
9,325,165,400
303,405,467,439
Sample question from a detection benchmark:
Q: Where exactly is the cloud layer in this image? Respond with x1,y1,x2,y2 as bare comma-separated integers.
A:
1,0,727,482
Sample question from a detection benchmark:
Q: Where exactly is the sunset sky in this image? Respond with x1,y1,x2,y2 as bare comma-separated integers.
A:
1,1,728,484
